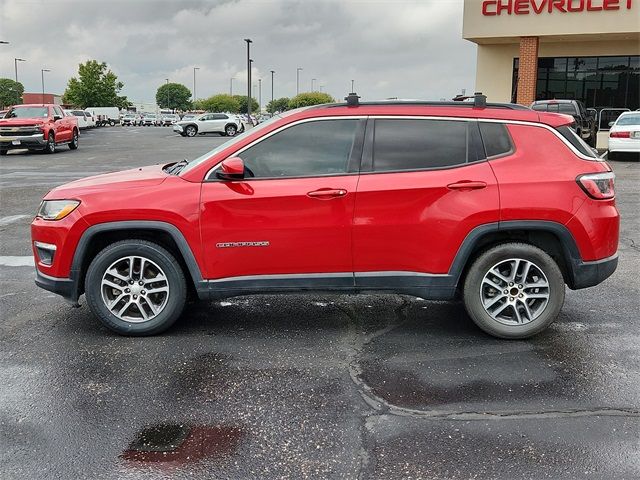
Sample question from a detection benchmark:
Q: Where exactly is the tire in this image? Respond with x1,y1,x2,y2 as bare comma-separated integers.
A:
0,150,7,156
109,120,115,127
68,129,79,150
84,240,187,336
185,125,197,137
44,132,56,154
225,124,237,137
462,242,565,339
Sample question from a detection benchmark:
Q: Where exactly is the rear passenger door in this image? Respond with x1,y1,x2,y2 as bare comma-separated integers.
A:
352,118,500,287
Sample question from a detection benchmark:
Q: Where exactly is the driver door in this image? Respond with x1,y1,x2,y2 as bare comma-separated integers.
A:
199,117,365,285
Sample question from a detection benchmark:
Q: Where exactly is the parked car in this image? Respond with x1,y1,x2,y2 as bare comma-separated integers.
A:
31,95,619,338
531,99,597,146
173,112,242,137
142,114,159,126
161,114,179,126
121,113,137,126
85,107,120,126
65,109,91,130
0,104,79,155
84,112,96,128
607,111,640,159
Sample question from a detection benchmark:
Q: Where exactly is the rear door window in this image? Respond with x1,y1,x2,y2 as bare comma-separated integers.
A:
371,119,475,172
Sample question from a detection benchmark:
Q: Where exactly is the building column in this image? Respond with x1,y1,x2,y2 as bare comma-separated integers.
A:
516,36,539,106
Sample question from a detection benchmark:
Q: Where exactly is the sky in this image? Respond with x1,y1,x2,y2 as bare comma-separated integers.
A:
0,0,478,106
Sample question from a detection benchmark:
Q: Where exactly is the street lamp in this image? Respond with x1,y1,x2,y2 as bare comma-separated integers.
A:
41,69,50,105
0,41,9,45
14,58,26,83
296,67,303,96
270,70,275,105
351,79,355,92
258,78,262,112
230,77,234,96
166,78,170,111
311,78,316,91
193,67,199,102
244,38,253,121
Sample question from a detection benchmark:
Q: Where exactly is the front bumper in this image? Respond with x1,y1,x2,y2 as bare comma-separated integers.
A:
173,124,184,133
0,133,46,150
35,269,78,304
571,253,618,289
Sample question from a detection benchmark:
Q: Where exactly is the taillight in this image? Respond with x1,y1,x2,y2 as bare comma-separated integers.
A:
610,131,630,138
577,172,615,200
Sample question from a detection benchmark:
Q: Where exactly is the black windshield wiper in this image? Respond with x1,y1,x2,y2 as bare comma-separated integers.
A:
166,159,189,175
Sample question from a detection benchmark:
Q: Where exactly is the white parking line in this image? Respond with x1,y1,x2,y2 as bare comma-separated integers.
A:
0,256,35,267
0,215,30,226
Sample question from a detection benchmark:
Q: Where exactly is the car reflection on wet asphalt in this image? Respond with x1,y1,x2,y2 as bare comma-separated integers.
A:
0,127,639,479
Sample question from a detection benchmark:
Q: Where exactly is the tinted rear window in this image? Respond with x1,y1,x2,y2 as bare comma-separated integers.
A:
556,126,598,159
558,104,578,115
479,122,513,157
372,119,471,172
531,104,547,112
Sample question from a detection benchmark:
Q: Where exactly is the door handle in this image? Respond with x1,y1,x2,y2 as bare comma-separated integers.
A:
307,188,348,199
447,181,487,191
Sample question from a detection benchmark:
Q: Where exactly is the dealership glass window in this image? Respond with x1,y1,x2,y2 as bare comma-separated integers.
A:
512,55,639,110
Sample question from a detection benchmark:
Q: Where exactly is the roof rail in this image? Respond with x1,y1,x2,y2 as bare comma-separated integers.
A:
326,100,529,111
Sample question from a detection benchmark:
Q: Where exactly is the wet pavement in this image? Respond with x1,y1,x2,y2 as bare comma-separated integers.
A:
0,127,639,479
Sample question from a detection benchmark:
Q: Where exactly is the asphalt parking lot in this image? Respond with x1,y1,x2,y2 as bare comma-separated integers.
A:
0,126,639,479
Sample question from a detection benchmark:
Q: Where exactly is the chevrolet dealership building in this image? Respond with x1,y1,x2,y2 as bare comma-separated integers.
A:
463,0,639,110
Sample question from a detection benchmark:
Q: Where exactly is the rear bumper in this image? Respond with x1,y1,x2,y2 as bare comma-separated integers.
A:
608,138,640,153
0,133,46,150
34,269,78,304
570,253,618,289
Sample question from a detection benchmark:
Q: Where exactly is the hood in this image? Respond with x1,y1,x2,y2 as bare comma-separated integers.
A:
45,164,169,198
0,117,47,127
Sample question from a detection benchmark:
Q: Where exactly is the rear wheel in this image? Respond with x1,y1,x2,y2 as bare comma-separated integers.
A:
462,243,565,339
69,129,79,150
225,124,237,137
85,240,187,336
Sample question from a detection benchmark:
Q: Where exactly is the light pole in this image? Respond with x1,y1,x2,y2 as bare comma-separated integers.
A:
296,67,303,96
230,77,234,95
319,84,324,93
14,58,26,83
165,78,170,111
41,69,50,105
244,38,252,121
311,78,316,91
270,70,275,106
193,67,199,102
258,78,262,112
351,79,355,92
0,41,8,45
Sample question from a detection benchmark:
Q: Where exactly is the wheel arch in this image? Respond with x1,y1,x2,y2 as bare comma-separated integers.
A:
71,221,207,301
451,221,583,291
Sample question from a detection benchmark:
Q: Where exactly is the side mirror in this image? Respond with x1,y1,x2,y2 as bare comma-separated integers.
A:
53,114,62,121
216,157,245,180
608,121,615,127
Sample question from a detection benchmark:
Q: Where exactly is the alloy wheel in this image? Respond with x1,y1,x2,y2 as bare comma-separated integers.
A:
101,255,170,323
480,258,550,326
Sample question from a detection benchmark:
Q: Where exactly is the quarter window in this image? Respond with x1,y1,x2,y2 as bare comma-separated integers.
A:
479,122,513,158
372,119,471,172
239,119,358,178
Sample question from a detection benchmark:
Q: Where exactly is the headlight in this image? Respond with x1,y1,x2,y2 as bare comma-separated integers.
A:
37,200,80,220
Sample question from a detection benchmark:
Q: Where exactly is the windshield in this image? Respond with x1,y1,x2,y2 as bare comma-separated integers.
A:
6,107,49,118
616,114,640,126
179,109,306,176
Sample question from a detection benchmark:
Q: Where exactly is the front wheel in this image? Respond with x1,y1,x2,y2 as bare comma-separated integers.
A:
462,243,565,339
85,240,187,336
44,132,56,154
185,125,197,137
69,129,79,150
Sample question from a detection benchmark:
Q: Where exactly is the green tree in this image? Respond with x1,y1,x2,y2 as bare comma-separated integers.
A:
266,97,290,114
232,95,259,114
62,60,130,108
288,92,334,109
0,78,24,108
198,93,240,113
156,83,192,111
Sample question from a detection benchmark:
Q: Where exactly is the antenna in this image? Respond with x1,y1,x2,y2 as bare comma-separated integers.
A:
345,92,360,107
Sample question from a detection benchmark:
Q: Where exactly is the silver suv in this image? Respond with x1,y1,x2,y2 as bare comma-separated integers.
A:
173,113,243,137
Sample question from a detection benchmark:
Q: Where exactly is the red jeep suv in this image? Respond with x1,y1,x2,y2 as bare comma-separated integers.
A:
30,94,619,338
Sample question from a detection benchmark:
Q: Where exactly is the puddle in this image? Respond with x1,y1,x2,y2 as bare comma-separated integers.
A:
121,423,243,465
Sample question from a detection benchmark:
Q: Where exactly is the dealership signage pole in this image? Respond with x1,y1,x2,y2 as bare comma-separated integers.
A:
296,67,303,95
193,67,199,103
41,69,50,105
244,39,252,121
14,58,25,83
270,70,275,106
